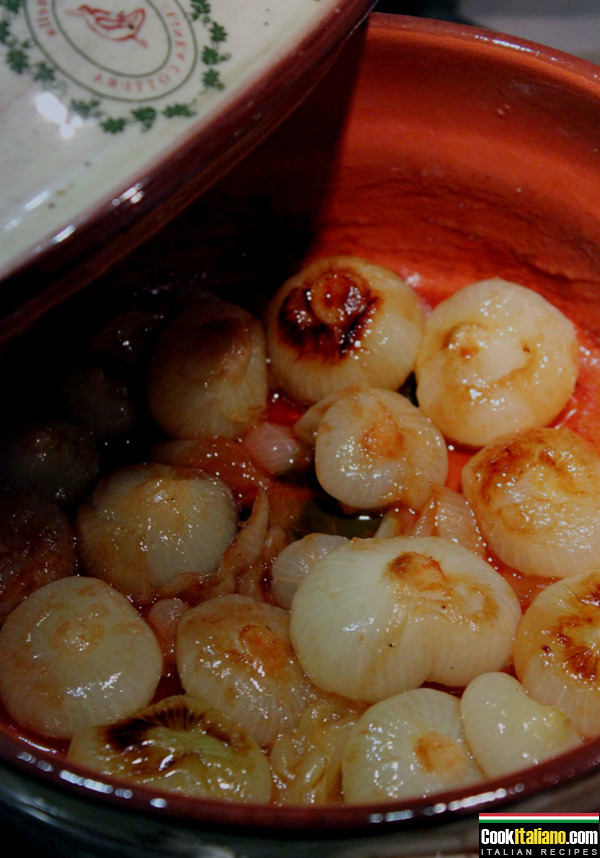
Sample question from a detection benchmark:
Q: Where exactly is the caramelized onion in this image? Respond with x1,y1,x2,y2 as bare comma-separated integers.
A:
77,463,237,604
342,688,483,802
290,536,521,701
177,594,314,746
416,278,579,447
265,256,424,404
0,577,162,739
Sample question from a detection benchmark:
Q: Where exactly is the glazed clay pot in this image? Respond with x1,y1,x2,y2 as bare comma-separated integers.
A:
2,12,600,858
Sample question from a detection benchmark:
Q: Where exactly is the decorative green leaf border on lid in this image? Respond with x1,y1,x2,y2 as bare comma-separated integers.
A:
0,0,230,132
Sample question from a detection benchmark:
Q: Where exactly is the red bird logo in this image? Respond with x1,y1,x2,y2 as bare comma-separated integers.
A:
67,5,147,46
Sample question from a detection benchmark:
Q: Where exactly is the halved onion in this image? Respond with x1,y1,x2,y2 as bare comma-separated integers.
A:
68,694,272,803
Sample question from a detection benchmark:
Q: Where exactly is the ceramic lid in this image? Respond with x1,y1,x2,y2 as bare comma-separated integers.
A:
0,0,373,330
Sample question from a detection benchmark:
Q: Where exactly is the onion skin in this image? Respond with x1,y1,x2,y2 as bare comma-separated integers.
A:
269,690,366,805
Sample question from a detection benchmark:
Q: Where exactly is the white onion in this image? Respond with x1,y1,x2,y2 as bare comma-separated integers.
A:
342,688,483,803
264,256,424,404
290,536,521,701
176,594,314,747
271,533,348,608
513,570,600,738
0,576,163,738
147,296,268,439
293,385,368,446
461,672,582,778
415,277,579,447
315,388,448,510
463,426,600,578
68,694,272,803
77,463,238,604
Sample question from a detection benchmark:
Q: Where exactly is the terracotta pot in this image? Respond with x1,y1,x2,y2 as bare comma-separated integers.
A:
2,12,600,857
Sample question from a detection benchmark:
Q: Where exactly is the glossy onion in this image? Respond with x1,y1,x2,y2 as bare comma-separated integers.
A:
460,672,582,778
342,688,483,803
77,463,237,604
462,427,600,578
270,533,348,609
176,594,314,746
292,385,368,446
68,694,272,803
0,493,76,622
264,256,425,404
290,536,521,702
315,388,448,510
0,577,162,739
513,571,600,738
148,296,268,438
415,278,579,447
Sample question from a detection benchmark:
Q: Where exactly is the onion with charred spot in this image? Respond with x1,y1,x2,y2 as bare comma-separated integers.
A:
265,256,424,404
